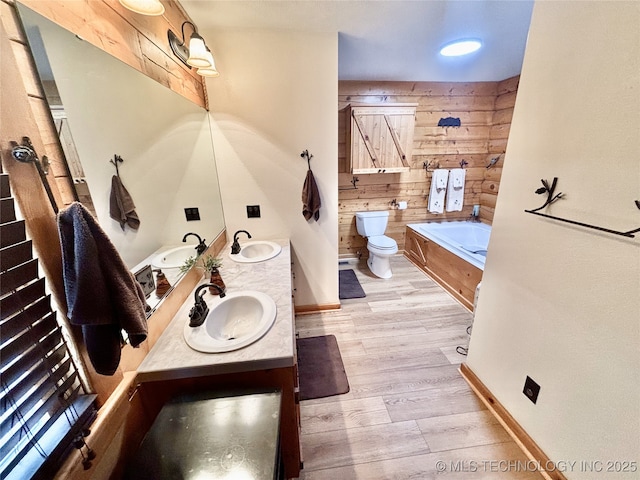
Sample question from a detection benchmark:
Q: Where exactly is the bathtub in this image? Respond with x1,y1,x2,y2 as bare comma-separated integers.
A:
408,221,491,270
405,221,491,310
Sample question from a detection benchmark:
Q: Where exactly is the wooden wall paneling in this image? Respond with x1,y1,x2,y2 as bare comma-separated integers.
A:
18,0,207,108
480,75,519,223
338,78,519,256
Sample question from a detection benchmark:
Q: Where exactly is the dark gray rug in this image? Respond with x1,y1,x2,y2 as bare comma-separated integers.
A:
296,335,350,400
339,269,366,299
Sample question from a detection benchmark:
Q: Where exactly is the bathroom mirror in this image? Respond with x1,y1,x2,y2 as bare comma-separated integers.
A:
17,4,226,314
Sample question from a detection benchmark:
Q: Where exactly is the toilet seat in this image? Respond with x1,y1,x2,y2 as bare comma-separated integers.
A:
367,235,398,255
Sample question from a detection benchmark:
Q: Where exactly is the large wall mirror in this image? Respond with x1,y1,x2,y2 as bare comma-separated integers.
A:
17,3,226,314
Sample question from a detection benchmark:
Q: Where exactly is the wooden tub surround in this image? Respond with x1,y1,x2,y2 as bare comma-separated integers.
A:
405,226,483,311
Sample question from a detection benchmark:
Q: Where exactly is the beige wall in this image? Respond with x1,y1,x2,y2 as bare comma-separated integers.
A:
204,29,339,308
468,2,640,478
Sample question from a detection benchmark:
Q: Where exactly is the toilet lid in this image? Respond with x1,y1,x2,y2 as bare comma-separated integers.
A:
368,235,397,250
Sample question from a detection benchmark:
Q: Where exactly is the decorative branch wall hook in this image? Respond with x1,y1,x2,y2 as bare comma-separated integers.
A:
459,159,468,169
110,154,123,177
530,177,564,212
300,149,313,170
351,176,359,189
423,160,440,172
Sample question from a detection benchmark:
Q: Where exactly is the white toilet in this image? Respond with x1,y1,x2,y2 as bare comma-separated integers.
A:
355,211,398,279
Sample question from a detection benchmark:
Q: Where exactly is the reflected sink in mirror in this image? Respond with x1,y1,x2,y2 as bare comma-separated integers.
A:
151,246,199,270
229,241,282,263
183,291,277,353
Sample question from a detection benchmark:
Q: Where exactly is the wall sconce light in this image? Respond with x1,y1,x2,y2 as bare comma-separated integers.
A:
119,0,165,16
168,21,216,73
197,48,220,77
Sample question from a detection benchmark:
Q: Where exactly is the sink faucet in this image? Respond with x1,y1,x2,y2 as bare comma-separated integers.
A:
183,232,207,256
188,283,226,327
230,230,252,254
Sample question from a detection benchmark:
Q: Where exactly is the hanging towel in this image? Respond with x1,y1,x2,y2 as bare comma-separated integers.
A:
57,202,148,376
428,169,449,214
302,169,321,221
110,175,140,230
446,168,466,212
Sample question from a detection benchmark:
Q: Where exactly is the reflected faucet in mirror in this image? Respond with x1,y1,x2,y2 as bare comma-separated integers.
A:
183,232,207,256
231,230,252,254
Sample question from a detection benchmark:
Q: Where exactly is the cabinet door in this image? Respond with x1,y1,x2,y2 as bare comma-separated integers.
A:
348,105,416,174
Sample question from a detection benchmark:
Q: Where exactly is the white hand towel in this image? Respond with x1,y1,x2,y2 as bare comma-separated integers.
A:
428,169,449,214
446,168,466,212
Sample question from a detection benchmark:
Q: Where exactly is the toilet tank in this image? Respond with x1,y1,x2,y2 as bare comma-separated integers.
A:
355,211,389,236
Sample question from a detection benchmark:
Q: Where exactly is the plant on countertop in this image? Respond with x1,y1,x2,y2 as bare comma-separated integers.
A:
201,255,223,273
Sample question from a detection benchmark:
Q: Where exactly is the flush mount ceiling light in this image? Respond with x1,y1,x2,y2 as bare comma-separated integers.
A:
168,21,214,70
439,39,482,57
119,0,165,16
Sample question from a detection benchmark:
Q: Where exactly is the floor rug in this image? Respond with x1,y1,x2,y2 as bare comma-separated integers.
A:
296,335,350,400
339,269,366,299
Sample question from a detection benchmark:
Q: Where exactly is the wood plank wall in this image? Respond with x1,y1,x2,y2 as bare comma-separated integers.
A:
338,78,518,257
482,76,519,222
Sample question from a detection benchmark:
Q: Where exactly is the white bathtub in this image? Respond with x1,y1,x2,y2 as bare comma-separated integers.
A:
407,221,491,270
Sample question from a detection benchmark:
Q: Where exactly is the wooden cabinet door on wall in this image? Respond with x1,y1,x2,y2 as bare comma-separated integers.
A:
347,104,417,174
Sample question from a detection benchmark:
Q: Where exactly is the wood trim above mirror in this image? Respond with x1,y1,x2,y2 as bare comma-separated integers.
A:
18,0,208,109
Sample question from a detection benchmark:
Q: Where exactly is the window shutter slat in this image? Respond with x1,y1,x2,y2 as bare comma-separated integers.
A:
1,313,62,370
0,278,46,320
1,294,53,338
0,240,34,272
0,259,39,296
1,197,17,224
0,220,26,248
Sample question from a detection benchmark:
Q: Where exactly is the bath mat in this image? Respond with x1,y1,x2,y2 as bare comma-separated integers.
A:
339,269,366,299
296,335,350,400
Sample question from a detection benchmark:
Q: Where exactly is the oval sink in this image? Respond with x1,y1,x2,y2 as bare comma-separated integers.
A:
229,241,282,263
183,291,277,353
151,245,198,269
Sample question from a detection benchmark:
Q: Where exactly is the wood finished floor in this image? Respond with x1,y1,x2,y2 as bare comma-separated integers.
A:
295,256,543,480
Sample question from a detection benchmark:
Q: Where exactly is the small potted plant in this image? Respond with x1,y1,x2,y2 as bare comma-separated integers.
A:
201,255,225,295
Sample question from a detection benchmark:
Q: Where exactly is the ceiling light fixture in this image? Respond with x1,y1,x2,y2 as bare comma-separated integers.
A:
119,0,165,16
168,21,216,72
439,39,482,57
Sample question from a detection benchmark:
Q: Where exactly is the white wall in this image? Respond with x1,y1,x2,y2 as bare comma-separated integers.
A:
468,2,640,478
204,29,339,307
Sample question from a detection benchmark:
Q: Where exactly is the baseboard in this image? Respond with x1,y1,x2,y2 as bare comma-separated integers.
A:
294,303,341,315
459,363,567,480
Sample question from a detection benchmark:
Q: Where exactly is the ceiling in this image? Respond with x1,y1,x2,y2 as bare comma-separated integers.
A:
180,0,535,82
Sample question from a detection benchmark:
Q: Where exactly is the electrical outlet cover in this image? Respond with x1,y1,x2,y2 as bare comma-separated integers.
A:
523,376,540,404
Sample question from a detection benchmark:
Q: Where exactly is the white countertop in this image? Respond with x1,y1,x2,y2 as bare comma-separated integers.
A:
136,239,294,383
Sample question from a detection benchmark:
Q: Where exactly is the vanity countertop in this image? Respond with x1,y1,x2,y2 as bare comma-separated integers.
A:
136,239,294,383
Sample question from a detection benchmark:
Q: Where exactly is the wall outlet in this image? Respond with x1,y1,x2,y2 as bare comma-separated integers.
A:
184,207,200,221
247,205,261,218
523,376,540,404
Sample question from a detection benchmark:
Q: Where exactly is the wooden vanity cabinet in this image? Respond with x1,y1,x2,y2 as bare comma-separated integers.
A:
346,103,417,174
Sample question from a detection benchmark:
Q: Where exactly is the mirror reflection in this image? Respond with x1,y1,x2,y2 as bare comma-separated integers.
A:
17,3,226,314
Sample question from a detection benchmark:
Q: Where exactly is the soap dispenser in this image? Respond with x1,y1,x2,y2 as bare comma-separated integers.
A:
153,269,171,298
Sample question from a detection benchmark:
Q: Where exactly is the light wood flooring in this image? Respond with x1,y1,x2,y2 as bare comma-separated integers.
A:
295,255,543,480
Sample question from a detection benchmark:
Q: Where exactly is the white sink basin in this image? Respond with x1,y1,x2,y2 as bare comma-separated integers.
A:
151,246,198,269
229,241,282,263
183,291,277,353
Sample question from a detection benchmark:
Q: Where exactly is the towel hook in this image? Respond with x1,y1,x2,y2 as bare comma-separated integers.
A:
300,149,313,170
423,160,440,173
459,159,468,169
110,154,123,177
